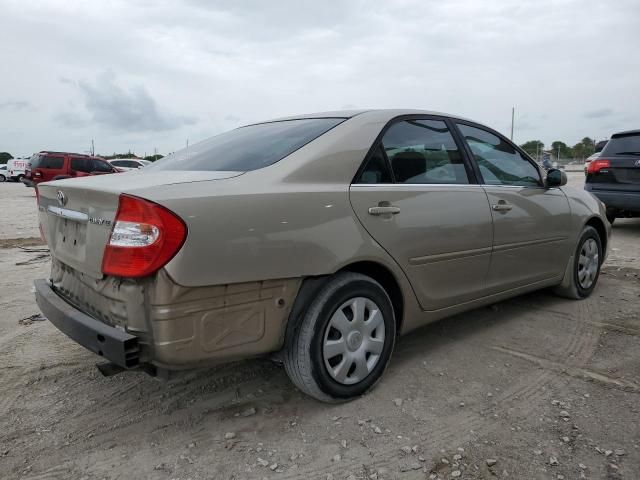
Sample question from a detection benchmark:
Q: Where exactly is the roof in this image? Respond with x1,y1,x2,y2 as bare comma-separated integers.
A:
252,109,476,125
611,129,640,137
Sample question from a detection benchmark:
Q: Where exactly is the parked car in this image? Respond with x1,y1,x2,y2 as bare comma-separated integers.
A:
7,158,28,181
585,129,640,223
108,159,152,171
33,110,609,402
0,164,8,182
25,151,119,185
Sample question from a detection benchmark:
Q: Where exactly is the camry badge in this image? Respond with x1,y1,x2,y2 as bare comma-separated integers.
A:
56,190,67,207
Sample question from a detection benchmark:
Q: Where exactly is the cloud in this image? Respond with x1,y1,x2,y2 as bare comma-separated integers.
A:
60,71,196,132
584,108,615,119
0,100,30,111
1,0,639,154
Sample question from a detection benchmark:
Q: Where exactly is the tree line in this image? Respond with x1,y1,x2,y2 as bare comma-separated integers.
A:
519,137,600,160
100,152,164,161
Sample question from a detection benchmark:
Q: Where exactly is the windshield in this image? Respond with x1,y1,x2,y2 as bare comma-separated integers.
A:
602,133,640,156
146,118,345,172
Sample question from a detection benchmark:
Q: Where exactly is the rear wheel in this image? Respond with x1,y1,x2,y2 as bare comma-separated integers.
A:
554,225,602,299
284,272,396,402
0,174,6,182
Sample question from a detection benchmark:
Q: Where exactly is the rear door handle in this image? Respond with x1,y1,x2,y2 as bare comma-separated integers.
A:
368,206,401,215
492,202,513,212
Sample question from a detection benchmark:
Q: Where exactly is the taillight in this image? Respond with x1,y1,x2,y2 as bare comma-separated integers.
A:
102,194,187,278
587,159,610,174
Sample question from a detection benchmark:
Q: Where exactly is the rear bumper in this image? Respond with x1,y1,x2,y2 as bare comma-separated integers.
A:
585,187,640,213
34,279,140,368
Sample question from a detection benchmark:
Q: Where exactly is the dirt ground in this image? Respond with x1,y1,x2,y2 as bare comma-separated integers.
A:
1,174,638,480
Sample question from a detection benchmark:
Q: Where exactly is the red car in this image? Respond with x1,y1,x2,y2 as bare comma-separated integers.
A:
25,151,120,185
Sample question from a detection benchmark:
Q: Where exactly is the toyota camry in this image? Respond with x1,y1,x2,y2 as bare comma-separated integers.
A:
34,109,609,402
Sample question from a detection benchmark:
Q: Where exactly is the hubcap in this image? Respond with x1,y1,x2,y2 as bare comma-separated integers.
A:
322,297,386,385
577,238,599,289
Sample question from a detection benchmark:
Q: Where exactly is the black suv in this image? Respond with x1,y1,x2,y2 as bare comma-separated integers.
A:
585,129,640,224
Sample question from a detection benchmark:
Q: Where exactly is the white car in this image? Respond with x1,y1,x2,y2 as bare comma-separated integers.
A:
108,159,152,171
0,164,8,182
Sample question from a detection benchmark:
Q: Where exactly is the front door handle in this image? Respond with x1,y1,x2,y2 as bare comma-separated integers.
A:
492,201,513,212
368,205,401,216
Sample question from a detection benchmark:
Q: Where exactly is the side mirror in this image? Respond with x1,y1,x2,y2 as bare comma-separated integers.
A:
546,168,567,187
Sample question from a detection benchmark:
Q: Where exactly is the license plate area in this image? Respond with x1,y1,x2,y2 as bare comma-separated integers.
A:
48,207,88,264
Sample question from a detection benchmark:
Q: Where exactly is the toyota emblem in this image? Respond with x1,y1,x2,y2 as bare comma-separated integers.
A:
56,190,67,207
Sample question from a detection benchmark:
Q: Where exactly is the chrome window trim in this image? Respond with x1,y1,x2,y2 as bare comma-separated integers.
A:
350,183,546,189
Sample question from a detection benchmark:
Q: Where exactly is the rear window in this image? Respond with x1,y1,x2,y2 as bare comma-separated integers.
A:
602,133,640,156
30,154,64,169
146,118,345,172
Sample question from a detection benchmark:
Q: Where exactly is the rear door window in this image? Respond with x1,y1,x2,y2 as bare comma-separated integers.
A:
357,146,392,184
457,124,542,187
146,118,345,172
383,119,469,184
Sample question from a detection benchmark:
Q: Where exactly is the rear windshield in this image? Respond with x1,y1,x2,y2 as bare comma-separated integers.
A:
146,118,345,172
30,154,64,169
602,133,640,156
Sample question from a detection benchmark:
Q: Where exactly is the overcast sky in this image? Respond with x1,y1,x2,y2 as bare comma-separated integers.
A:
1,0,639,157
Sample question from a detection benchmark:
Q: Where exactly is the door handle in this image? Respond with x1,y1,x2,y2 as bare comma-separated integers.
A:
492,202,513,212
368,206,401,216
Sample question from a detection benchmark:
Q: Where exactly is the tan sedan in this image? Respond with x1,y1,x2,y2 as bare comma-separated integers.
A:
34,110,609,402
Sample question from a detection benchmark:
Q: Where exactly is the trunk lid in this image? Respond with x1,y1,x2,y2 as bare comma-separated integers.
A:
38,170,242,279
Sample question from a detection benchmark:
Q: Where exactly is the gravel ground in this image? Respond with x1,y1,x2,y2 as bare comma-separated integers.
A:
0,175,638,480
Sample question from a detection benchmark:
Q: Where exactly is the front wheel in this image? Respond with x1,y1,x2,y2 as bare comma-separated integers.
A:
554,225,602,299
284,272,396,402
0,174,6,182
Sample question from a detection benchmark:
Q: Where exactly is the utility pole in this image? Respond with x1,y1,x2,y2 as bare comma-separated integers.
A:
557,145,561,165
535,141,539,161
510,107,514,141
91,139,95,156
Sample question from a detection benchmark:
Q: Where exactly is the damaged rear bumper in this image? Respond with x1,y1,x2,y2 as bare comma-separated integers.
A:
34,278,140,368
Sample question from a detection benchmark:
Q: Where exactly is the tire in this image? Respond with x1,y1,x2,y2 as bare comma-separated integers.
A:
0,174,5,182
553,225,603,299
284,272,396,402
